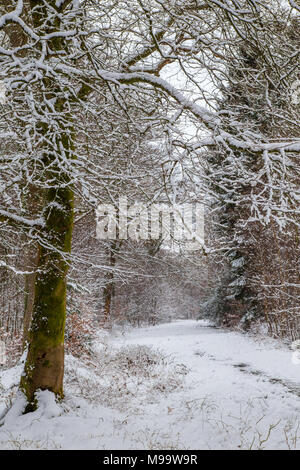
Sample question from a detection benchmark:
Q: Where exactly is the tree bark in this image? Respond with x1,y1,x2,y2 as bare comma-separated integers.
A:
20,178,74,411
102,241,118,324
22,245,39,349
19,0,75,411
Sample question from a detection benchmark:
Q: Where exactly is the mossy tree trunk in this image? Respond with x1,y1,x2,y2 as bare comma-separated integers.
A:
19,0,75,411
22,247,39,349
22,185,44,349
20,157,74,411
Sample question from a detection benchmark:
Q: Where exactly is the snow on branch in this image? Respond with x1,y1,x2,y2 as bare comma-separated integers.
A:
0,209,44,228
98,70,300,154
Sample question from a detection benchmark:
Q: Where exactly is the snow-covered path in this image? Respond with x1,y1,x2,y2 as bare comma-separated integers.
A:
117,320,300,449
0,320,299,450
126,320,300,398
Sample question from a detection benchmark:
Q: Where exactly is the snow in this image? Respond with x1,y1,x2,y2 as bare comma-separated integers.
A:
0,320,299,450
0,0,23,29
0,209,44,228
0,1,39,41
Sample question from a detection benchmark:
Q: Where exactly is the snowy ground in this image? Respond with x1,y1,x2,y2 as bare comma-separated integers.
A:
0,320,299,450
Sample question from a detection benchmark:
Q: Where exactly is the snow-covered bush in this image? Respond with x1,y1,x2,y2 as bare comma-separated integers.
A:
65,300,96,358
107,345,169,377
65,344,188,411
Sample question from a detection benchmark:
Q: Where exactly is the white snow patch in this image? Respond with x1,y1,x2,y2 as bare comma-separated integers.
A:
0,320,299,450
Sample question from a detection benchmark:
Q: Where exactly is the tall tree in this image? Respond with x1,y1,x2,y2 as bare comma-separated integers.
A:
204,12,300,334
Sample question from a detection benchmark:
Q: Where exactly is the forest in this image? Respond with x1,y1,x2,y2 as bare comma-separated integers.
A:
0,0,299,451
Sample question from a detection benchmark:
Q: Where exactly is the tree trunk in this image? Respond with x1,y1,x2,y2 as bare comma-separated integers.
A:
22,187,43,348
20,181,74,411
23,262,37,349
18,0,75,412
102,241,118,324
